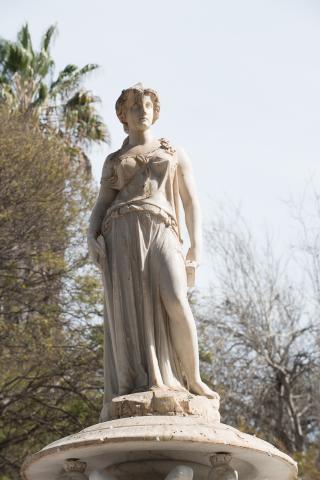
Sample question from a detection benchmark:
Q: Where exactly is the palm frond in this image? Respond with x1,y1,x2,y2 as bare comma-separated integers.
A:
0,23,109,169
49,64,78,95
31,81,49,108
0,39,9,66
82,115,109,143
78,64,99,76
49,64,99,98
0,73,10,85
4,43,32,75
65,90,100,108
41,25,57,52
34,50,54,78
17,23,34,55
63,90,109,145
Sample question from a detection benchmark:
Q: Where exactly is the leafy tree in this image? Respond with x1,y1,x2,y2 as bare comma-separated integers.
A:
0,23,109,172
0,24,109,479
0,108,103,480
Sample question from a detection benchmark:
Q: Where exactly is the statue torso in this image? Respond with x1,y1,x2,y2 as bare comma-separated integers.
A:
101,138,180,225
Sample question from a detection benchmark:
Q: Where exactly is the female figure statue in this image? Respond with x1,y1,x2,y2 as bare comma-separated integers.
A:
88,84,216,406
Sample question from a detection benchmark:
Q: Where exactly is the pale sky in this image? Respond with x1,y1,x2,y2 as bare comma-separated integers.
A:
3,0,320,287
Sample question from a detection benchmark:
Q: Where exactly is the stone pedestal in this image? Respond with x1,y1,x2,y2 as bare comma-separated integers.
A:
22,393,298,480
101,389,220,422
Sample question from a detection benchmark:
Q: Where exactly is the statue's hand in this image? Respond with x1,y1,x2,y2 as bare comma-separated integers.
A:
185,247,200,288
186,246,200,267
87,233,106,268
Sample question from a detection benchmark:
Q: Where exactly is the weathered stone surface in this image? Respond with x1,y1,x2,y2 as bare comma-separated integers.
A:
100,388,220,422
105,460,203,480
22,416,298,480
56,459,88,480
88,83,219,402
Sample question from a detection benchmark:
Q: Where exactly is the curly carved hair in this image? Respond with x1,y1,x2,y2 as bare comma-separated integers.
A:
115,84,160,133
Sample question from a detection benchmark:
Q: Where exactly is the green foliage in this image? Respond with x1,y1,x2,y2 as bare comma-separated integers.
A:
0,23,109,173
0,22,108,480
294,447,320,480
0,108,103,480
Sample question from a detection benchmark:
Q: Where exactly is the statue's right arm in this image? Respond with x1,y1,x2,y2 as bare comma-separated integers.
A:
87,156,117,266
88,185,117,239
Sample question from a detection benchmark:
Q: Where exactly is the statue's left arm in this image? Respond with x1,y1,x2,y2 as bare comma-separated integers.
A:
177,146,202,266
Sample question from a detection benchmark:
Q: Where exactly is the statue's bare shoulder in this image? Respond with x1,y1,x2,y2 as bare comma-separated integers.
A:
100,150,122,187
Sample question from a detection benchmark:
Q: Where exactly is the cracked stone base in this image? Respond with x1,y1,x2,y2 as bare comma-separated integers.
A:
100,388,220,422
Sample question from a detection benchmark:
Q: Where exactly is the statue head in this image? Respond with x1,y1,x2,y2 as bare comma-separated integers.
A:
115,83,160,133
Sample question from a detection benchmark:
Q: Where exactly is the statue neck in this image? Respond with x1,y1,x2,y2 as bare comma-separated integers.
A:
127,129,154,147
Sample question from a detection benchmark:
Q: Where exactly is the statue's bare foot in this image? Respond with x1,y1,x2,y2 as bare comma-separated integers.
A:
189,380,220,400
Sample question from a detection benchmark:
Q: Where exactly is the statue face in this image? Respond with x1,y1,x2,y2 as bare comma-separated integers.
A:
125,92,154,132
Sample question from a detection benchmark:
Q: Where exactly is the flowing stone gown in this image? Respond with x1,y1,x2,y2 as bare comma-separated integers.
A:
100,138,189,402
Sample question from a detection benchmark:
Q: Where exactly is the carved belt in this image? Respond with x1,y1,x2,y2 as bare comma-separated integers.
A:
101,203,178,236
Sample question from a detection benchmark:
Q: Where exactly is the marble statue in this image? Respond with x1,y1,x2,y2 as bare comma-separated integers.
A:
88,83,217,404
22,83,298,480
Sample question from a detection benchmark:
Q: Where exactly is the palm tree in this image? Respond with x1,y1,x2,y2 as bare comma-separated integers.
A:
0,23,109,172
